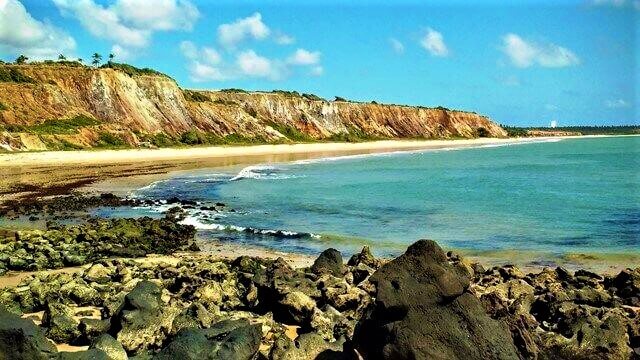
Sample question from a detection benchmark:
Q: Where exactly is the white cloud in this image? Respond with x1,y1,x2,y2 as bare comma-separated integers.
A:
236,50,278,78
501,33,580,68
114,0,199,31
545,104,558,111
274,33,295,45
184,14,320,82
286,49,321,66
202,48,221,65
182,44,322,82
189,61,232,82
389,38,404,54
420,28,449,57
0,0,76,59
53,0,199,59
110,44,132,61
180,41,198,59
217,13,270,48
605,99,631,108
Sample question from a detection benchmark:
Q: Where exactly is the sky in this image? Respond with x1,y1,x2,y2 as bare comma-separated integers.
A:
0,0,637,126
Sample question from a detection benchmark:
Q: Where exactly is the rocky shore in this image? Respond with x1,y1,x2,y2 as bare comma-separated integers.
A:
0,196,638,359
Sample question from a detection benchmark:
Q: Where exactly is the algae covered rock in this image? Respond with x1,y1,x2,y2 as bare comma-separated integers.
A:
155,319,261,360
353,239,519,360
311,248,345,277
0,307,58,360
110,280,178,354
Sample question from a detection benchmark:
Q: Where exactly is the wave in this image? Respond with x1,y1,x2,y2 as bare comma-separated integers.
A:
230,165,299,181
179,216,321,239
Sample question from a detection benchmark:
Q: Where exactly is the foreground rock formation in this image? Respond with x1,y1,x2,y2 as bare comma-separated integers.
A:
0,64,506,151
0,236,637,359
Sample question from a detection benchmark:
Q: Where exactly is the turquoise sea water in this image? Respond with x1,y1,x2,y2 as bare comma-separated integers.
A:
112,136,639,258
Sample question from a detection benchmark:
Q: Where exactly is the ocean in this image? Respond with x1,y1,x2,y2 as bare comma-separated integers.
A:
99,136,640,261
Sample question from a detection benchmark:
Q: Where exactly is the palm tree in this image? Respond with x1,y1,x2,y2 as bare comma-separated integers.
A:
91,53,102,67
58,54,66,61
108,53,115,64
15,55,28,65
78,58,83,64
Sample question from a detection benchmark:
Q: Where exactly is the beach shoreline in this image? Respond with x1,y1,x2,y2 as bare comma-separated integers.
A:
0,136,585,168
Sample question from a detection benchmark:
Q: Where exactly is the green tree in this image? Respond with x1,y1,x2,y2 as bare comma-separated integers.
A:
108,53,115,63
91,53,102,67
77,58,83,64
15,55,28,65
58,54,66,60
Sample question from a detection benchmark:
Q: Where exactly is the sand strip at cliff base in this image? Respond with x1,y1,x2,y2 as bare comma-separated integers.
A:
0,137,568,167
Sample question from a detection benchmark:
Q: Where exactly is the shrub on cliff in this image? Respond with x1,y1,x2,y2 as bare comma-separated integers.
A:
97,132,126,148
0,67,35,83
100,62,170,78
476,127,489,137
183,90,210,102
180,130,207,145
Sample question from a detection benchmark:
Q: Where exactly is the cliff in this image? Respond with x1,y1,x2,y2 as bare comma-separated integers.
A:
0,64,506,151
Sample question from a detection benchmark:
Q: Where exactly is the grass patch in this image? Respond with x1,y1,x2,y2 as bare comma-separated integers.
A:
4,115,101,134
183,90,210,102
213,99,238,106
0,102,7,111
327,126,382,142
40,137,84,151
100,62,171,78
266,121,314,142
96,132,127,148
220,88,248,93
0,67,35,83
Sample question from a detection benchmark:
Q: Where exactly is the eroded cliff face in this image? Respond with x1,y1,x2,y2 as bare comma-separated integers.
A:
0,65,506,151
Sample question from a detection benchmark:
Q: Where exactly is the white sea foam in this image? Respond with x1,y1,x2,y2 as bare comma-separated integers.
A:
179,215,321,239
230,165,299,181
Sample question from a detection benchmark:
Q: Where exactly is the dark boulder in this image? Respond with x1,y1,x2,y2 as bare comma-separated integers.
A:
352,240,519,360
0,307,58,360
90,334,127,360
42,301,81,344
348,246,382,269
110,281,178,354
155,319,261,360
311,248,344,277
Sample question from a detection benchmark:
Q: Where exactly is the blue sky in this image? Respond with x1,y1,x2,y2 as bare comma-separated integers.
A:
0,0,637,126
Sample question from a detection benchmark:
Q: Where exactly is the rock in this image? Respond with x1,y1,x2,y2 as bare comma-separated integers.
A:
84,264,113,284
171,302,215,334
353,240,519,360
347,246,381,269
270,332,347,360
90,334,127,360
155,319,261,360
42,301,81,344
279,291,316,325
79,318,111,343
0,307,58,359
56,349,109,360
311,248,344,277
110,281,179,354
60,279,100,306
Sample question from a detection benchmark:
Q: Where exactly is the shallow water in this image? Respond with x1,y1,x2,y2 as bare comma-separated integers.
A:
102,136,640,259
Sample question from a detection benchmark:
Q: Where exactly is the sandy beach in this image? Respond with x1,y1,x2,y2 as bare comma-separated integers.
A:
0,137,561,167
0,137,566,202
